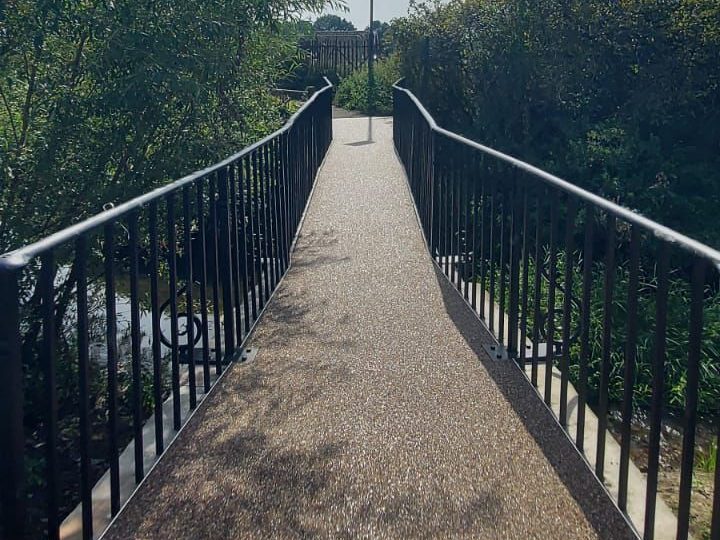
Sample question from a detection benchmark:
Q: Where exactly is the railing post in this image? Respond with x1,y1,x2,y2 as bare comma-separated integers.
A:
0,265,25,539
507,173,522,360
217,167,236,358
429,130,438,256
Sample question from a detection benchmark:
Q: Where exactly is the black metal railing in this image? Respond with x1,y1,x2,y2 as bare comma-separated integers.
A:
394,82,720,540
0,79,333,540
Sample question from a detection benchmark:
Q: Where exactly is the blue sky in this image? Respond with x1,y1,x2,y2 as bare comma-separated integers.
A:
305,0,413,28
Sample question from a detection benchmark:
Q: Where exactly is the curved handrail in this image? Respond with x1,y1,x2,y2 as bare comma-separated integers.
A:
0,78,334,270
393,81,720,268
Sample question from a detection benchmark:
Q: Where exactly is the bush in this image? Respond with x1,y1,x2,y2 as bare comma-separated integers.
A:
335,56,401,115
393,0,720,247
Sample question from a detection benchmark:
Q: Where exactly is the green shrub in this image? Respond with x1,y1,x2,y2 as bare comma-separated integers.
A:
335,56,401,115
393,0,720,247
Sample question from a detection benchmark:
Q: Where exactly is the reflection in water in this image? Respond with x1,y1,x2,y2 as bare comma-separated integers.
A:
90,274,219,366
48,263,221,367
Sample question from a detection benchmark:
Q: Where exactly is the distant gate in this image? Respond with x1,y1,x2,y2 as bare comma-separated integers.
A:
301,31,378,78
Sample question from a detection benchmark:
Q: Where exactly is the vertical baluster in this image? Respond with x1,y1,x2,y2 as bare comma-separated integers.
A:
499,182,508,345
0,265,25,539
618,226,640,510
424,123,431,244
288,127,297,244
595,215,616,479
577,206,594,452
252,151,266,309
463,146,472,300
676,259,706,540
218,167,236,358
129,215,145,482
288,128,296,236
245,156,259,320
182,186,197,409
443,140,452,275
275,136,286,271
644,242,670,539
262,144,274,294
279,134,290,272
488,176,497,333
75,236,93,539
209,177,223,375
40,251,59,540
454,148,462,290
444,139,452,274
519,183,530,370
237,161,251,334
479,170,488,320
229,165,243,344
430,132,440,262
531,192,543,388
195,182,211,392
148,204,164,455
471,152,479,312
267,142,279,287
167,194,181,430
104,224,120,512
436,138,445,266
544,198,558,406
559,198,577,427
508,174,522,360
444,142,452,276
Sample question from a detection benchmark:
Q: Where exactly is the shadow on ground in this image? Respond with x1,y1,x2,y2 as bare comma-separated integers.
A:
432,265,636,540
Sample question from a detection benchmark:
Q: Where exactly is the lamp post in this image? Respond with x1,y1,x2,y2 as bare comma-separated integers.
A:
368,0,374,116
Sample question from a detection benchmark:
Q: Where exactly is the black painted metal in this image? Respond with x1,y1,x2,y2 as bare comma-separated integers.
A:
75,236,93,540
0,80,332,539
40,252,59,540
577,206,594,453
596,215,616,481
167,193,182,432
559,198,577,428
394,81,720,540
645,244,670,540
149,204,165,454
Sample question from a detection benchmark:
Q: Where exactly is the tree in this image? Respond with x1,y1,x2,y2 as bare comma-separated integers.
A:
393,0,720,246
0,0,345,255
314,14,356,31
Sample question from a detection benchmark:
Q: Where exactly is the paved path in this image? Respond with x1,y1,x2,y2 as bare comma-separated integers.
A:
105,118,634,539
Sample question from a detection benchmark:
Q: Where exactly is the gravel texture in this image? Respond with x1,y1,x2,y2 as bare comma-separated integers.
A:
104,117,635,540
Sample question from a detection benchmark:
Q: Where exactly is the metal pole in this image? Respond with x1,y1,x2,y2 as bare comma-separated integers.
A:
368,0,374,116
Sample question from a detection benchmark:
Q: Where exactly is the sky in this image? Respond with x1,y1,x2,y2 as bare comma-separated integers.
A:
305,0,413,28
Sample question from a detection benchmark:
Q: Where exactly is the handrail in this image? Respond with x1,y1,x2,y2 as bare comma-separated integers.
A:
393,82,720,269
0,78,334,271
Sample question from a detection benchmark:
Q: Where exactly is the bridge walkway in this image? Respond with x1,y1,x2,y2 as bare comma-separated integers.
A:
104,116,634,539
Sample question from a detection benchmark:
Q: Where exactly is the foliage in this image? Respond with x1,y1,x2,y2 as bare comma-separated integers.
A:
393,0,720,247
314,13,356,31
335,56,400,115
481,239,720,417
697,439,718,473
0,0,343,255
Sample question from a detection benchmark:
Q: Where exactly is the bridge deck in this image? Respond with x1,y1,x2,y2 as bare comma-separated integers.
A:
105,117,634,539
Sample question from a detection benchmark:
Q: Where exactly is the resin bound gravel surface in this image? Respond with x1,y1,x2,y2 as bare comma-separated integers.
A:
104,117,635,539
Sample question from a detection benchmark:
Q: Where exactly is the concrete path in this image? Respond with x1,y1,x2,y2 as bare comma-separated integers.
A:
104,117,635,539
